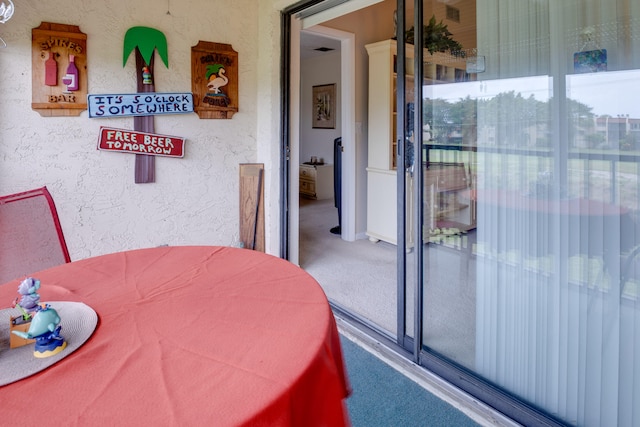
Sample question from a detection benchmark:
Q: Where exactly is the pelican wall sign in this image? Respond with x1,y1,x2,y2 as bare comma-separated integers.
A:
191,41,238,119
123,26,170,183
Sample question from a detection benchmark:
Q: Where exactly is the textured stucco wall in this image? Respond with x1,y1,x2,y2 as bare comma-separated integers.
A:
0,0,289,260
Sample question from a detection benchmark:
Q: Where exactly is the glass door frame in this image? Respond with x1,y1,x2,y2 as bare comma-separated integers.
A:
395,0,415,357
401,1,566,425
281,1,564,425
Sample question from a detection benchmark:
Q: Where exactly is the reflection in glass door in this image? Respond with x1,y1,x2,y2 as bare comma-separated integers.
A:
415,0,640,425
418,0,479,370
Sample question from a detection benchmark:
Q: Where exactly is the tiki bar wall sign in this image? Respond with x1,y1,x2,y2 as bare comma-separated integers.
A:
32,22,87,117
191,41,238,119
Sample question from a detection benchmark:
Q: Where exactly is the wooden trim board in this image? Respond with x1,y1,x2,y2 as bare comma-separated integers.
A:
239,164,265,252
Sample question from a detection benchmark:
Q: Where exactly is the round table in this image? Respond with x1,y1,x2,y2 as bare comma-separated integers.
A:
0,246,350,426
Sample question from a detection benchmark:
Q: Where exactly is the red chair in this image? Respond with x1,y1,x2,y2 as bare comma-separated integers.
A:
0,186,71,284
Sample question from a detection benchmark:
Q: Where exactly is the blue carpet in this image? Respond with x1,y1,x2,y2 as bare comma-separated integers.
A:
341,335,480,427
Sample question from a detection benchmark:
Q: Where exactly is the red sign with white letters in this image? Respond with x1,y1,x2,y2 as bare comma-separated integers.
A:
97,126,185,158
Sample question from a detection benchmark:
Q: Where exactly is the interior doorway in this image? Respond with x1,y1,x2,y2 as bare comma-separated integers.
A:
298,27,345,233
289,24,356,266
291,2,401,340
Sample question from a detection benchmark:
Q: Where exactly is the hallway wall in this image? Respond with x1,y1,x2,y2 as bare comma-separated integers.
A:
316,0,397,238
300,51,342,165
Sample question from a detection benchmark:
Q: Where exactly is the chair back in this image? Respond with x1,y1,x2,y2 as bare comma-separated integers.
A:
0,186,71,284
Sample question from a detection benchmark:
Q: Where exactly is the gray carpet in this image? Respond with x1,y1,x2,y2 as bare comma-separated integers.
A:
341,334,480,427
300,197,476,366
299,197,401,336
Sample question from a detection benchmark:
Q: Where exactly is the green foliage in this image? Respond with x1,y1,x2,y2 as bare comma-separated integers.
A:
123,26,169,68
423,92,602,149
405,15,463,56
206,64,225,80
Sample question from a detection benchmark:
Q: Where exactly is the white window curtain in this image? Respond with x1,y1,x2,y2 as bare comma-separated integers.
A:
474,0,640,425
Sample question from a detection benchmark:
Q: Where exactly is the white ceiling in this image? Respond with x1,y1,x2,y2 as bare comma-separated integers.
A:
298,0,385,59
300,31,341,59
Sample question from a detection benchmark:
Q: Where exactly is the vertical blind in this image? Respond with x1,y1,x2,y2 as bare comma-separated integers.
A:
473,0,640,425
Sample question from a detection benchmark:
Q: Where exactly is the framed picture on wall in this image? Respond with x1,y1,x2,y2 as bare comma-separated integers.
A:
312,84,336,129
573,49,607,73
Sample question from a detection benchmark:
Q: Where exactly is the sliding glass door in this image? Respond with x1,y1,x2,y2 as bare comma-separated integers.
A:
284,0,640,424
410,0,640,425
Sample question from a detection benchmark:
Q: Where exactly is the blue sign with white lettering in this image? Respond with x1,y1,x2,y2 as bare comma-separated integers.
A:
88,93,194,118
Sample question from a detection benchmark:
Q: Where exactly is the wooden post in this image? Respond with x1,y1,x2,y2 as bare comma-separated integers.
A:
239,164,265,252
134,50,155,183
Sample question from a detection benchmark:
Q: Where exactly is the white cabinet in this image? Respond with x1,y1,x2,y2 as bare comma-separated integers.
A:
365,39,412,245
299,163,334,200
365,39,471,245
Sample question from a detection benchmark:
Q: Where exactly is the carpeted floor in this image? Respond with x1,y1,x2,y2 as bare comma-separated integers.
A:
341,334,480,427
299,197,400,335
299,197,476,366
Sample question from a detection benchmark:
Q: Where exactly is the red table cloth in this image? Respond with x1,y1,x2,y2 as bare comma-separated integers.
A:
0,246,351,426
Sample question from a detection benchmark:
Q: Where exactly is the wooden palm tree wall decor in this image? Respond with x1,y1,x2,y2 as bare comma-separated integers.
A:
87,26,193,183
123,26,169,183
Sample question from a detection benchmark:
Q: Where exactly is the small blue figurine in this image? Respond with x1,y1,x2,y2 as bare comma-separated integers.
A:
14,277,41,312
12,304,67,358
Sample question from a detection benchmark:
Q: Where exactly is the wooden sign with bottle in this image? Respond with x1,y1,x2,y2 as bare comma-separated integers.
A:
32,22,87,117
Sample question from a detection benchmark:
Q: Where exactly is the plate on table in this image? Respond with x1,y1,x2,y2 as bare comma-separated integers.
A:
0,301,98,386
